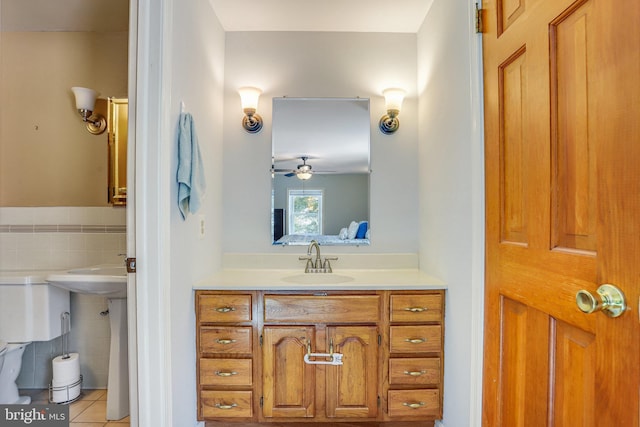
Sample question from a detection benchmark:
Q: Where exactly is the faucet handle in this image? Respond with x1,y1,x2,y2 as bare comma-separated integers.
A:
299,256,314,273
322,257,338,273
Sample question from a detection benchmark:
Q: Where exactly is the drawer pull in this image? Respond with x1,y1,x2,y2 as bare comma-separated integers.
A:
404,307,428,313
215,306,236,313
405,337,427,344
404,370,427,376
215,371,238,377
214,402,238,410
403,401,425,409
216,338,237,345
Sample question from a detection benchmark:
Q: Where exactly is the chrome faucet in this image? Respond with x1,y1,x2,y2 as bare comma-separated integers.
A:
299,240,338,273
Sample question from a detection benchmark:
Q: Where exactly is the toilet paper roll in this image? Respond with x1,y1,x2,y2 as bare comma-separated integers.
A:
52,353,80,384
51,382,81,403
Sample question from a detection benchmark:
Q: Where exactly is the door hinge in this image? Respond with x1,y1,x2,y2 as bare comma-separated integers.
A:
260,396,263,407
259,334,263,346
125,257,136,273
377,395,381,407
378,334,382,346
475,3,483,34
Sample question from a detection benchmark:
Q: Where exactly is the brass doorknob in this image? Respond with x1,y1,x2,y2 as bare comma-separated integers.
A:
576,284,626,318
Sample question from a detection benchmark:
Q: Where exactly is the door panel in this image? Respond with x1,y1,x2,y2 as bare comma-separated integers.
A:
550,320,595,426
326,326,378,418
550,0,597,252
262,327,315,418
483,0,640,425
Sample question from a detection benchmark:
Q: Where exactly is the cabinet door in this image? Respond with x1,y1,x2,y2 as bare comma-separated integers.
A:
326,326,379,418
262,326,315,418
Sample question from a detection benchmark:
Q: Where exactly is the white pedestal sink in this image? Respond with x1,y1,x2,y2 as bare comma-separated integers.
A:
47,265,129,421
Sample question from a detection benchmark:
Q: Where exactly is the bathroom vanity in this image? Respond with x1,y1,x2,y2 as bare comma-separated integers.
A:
194,269,445,426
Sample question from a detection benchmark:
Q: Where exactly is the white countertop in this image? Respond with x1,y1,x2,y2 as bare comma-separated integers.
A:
194,268,446,291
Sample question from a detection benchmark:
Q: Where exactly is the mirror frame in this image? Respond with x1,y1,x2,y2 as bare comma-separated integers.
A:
107,98,128,206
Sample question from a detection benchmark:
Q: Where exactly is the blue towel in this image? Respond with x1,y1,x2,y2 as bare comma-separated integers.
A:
177,112,206,220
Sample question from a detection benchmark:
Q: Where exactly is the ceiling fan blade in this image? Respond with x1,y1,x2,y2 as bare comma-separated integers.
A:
284,172,295,177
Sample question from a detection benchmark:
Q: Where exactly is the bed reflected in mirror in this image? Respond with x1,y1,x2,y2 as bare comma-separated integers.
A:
271,97,370,246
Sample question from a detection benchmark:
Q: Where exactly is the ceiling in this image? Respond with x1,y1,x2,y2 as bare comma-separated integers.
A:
209,0,435,33
1,0,433,33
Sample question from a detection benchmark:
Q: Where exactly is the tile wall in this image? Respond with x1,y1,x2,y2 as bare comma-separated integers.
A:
0,207,127,389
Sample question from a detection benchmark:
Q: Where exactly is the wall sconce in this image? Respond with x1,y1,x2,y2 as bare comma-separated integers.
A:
71,87,107,135
238,87,263,133
379,88,406,134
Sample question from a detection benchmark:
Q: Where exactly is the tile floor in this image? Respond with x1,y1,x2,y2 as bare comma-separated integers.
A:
22,389,130,426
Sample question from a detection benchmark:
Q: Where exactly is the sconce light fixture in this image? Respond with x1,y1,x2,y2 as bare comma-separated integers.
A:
379,88,406,134
71,87,107,135
238,87,263,133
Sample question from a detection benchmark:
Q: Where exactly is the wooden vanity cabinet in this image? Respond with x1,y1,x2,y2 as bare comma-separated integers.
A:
196,289,444,425
196,292,258,421
262,294,380,421
384,292,444,421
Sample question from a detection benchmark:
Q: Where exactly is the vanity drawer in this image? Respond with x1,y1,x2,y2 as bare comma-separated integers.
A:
198,294,252,322
200,358,253,386
389,358,441,386
390,293,443,323
264,294,380,323
387,389,440,418
390,325,442,353
201,390,253,418
200,327,253,354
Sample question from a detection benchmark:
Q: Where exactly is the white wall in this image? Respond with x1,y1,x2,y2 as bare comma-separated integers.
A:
222,32,420,254
418,1,484,426
167,0,226,426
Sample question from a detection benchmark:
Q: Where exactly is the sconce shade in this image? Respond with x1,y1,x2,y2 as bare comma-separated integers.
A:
238,86,263,133
380,88,406,135
71,86,106,135
71,87,99,111
238,87,262,112
382,88,405,112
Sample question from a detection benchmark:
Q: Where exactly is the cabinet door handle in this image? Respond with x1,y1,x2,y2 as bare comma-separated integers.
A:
404,307,428,312
215,371,238,377
215,306,236,313
405,337,426,344
403,401,425,409
214,403,238,410
216,338,237,345
404,370,426,376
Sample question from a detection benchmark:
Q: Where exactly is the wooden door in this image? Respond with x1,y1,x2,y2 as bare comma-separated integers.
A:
326,326,379,418
482,0,640,426
262,326,315,418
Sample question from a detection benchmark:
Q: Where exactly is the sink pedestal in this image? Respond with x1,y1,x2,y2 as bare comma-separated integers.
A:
106,298,129,421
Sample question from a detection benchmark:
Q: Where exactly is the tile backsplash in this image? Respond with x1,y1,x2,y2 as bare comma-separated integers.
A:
0,207,126,389
0,207,126,271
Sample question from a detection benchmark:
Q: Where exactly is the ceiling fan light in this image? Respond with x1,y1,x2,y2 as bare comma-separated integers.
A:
297,171,313,180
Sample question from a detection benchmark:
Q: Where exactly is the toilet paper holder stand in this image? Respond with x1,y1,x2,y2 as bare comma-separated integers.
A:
49,312,83,405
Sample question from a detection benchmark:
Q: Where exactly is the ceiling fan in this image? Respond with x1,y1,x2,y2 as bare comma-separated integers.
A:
272,156,332,180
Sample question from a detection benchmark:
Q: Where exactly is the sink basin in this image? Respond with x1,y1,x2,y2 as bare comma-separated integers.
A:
47,264,127,298
281,273,354,285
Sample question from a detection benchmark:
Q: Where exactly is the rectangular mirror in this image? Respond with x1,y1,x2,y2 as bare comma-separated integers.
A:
107,98,128,206
271,97,370,246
